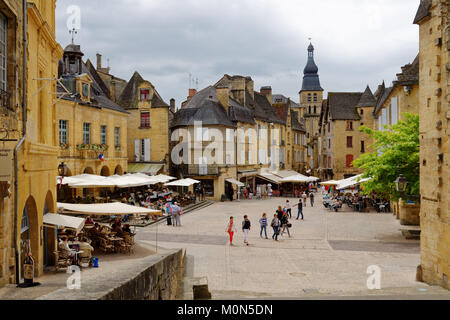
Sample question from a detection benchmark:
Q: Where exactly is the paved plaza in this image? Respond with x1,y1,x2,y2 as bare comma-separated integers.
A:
137,194,450,299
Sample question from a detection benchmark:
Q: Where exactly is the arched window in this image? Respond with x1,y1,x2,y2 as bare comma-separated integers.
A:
313,93,317,102
314,106,317,114
309,106,312,114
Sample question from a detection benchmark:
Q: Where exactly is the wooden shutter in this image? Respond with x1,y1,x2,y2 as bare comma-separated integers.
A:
144,139,151,162
135,140,140,162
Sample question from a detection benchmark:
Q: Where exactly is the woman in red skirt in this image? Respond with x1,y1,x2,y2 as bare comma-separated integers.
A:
225,217,237,246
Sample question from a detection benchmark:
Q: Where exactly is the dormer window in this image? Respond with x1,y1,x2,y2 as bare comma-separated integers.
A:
82,83,89,99
140,89,150,102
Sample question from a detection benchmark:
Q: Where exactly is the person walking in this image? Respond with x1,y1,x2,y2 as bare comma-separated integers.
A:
302,192,308,207
310,191,315,207
242,215,251,246
225,217,237,246
285,200,292,218
280,210,291,238
276,206,284,222
172,202,183,227
294,197,304,220
271,214,280,241
259,213,268,239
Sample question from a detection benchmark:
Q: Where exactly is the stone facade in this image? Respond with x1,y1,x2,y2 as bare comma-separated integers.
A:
0,0,64,287
414,0,450,290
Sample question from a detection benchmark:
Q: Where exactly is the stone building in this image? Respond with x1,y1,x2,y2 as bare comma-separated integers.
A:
299,43,324,176
414,0,449,290
373,55,420,129
171,75,299,200
318,87,377,181
118,71,172,175
55,42,129,199
0,0,63,287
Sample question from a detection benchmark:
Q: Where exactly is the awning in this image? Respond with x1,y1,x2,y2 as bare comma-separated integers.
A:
280,174,312,183
57,202,162,216
336,174,372,190
225,178,245,187
165,178,200,187
128,163,164,175
320,180,340,186
257,173,282,184
271,170,299,178
43,213,86,234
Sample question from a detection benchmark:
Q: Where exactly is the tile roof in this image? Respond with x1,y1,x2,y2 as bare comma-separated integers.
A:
373,86,394,116
393,54,419,86
272,94,301,108
327,92,363,121
413,0,431,24
118,71,169,109
356,86,377,108
291,110,306,132
253,92,285,124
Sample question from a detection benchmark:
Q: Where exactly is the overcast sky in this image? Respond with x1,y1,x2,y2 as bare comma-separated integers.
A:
55,0,420,109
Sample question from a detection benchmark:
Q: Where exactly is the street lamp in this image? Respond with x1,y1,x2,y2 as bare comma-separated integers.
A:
395,174,408,193
58,162,68,178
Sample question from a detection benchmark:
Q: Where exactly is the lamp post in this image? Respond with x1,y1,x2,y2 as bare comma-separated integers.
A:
395,174,408,194
58,162,68,178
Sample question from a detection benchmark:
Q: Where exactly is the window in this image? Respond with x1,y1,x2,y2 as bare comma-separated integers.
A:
141,139,145,159
346,155,354,168
307,93,312,102
308,106,312,114
140,89,150,101
140,111,150,128
361,141,365,153
82,83,89,98
346,121,353,131
313,106,317,114
328,122,330,133
313,93,317,102
83,123,90,144
347,136,353,148
360,109,364,115
100,125,107,145
328,138,331,149
328,156,332,168
114,127,120,147
0,13,6,91
59,120,68,144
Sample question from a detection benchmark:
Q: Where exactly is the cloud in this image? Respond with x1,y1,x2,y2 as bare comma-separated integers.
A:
56,0,419,107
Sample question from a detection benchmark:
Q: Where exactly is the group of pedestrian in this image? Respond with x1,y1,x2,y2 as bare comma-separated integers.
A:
166,200,183,227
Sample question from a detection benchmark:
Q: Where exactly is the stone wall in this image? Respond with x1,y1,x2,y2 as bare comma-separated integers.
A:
399,199,421,226
416,0,450,290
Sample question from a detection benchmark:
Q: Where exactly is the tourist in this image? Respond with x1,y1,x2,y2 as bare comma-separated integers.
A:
242,215,251,246
225,217,237,246
276,206,284,222
123,224,132,234
280,210,291,238
310,191,315,207
294,197,304,220
302,192,308,207
58,237,75,257
259,213,268,239
271,214,280,241
85,216,94,225
172,202,183,227
285,200,292,218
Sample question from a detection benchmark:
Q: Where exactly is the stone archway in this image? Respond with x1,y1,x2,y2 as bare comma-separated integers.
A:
20,196,40,278
100,166,111,177
114,165,123,176
83,167,94,174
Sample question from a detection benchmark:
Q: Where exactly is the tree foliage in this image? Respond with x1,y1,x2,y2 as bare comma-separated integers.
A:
353,113,419,200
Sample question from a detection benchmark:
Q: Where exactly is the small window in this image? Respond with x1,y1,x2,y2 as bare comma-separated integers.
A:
82,83,89,98
83,123,90,144
347,136,353,148
361,141,365,153
140,89,150,102
313,93,317,102
59,120,68,144
313,106,317,114
140,111,150,128
100,125,107,145
328,123,330,133
308,106,312,114
360,109,364,115
114,127,120,147
346,121,353,131
307,93,312,102
346,155,354,168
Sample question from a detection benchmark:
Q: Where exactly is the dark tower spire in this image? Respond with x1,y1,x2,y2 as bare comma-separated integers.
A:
300,43,323,93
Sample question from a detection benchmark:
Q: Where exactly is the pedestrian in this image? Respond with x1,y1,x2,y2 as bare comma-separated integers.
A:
294,197,304,220
259,213,268,239
172,202,183,227
276,206,284,222
242,215,251,246
280,210,291,238
225,217,237,246
310,191,315,207
302,192,307,207
285,200,292,218
271,214,280,241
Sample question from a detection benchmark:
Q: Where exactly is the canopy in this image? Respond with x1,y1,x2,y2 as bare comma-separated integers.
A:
280,174,317,183
271,170,300,178
127,163,164,175
43,213,86,234
257,173,283,184
165,178,200,187
58,174,162,188
57,202,161,216
225,178,245,187
336,174,372,190
320,180,340,186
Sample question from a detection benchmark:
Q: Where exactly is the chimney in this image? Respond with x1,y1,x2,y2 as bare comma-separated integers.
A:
96,53,102,70
260,86,272,105
188,88,197,98
170,98,176,113
216,86,229,114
